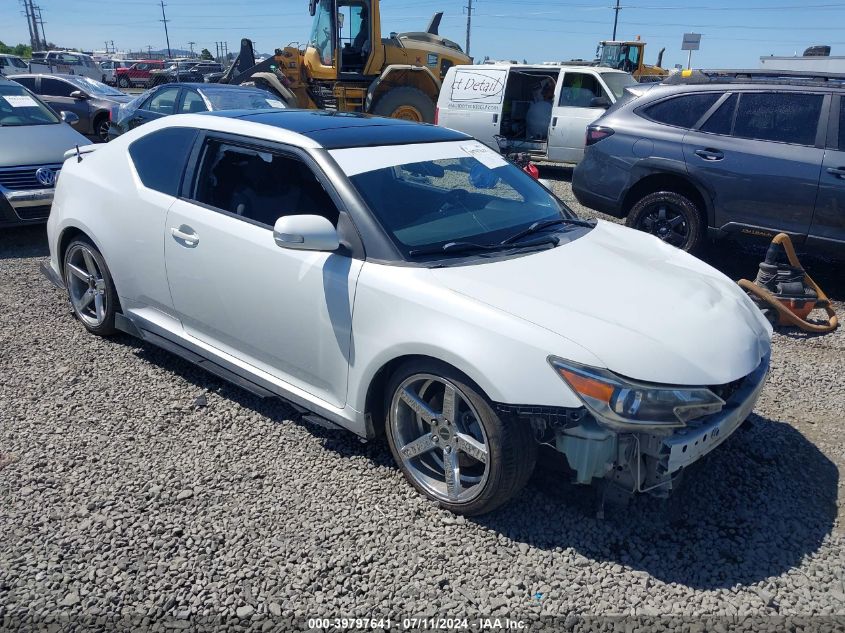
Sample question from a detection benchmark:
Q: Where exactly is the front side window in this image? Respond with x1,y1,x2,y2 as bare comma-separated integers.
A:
643,93,720,129
128,127,197,195
10,57,27,69
143,87,180,114
559,73,606,108
41,78,75,97
333,141,580,258
191,140,339,227
732,92,823,146
0,83,59,126
309,0,335,66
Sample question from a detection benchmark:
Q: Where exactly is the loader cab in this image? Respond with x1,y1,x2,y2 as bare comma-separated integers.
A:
599,41,642,75
307,0,379,79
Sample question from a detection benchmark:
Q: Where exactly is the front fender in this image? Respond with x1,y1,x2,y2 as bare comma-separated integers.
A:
365,65,441,111
347,264,599,414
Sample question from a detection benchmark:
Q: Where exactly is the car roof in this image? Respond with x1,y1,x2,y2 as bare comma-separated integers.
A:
141,109,466,150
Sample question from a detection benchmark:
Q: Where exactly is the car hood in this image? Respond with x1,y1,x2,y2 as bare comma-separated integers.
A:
95,94,133,105
430,220,772,386
0,123,91,167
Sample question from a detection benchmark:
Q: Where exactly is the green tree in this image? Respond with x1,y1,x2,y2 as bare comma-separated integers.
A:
0,41,32,58
200,48,213,60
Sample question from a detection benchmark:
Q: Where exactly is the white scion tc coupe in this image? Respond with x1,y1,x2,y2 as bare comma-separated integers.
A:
43,110,772,515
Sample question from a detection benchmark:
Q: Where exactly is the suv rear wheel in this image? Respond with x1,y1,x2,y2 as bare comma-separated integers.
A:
626,190,704,252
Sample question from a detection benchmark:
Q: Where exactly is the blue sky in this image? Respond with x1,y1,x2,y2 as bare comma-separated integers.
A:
2,0,842,68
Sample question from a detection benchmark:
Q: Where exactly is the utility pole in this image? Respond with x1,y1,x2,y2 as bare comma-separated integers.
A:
23,0,42,51
35,4,47,49
159,0,172,59
188,41,196,57
611,0,621,40
464,0,473,57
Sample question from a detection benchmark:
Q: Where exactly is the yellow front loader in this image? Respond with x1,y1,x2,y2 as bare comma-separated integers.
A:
598,39,668,81
219,0,471,122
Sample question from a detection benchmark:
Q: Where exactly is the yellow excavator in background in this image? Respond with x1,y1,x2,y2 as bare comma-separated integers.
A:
218,0,471,122
597,38,668,81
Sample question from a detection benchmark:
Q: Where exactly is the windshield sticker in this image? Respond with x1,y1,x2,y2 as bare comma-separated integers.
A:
265,98,285,109
461,144,508,170
2,95,38,108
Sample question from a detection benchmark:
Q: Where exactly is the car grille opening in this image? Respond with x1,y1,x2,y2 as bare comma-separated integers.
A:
0,165,62,191
14,205,52,221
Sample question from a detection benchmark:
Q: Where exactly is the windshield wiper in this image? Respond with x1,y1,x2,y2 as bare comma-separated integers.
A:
409,236,558,258
500,217,595,245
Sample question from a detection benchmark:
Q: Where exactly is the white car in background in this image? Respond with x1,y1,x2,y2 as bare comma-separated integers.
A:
28,51,103,82
42,111,772,515
0,54,29,77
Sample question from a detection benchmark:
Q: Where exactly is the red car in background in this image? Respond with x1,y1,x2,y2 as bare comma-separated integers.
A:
114,61,165,89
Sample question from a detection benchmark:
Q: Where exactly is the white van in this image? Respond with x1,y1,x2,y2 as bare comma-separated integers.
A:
436,64,637,165
0,54,29,77
27,51,103,82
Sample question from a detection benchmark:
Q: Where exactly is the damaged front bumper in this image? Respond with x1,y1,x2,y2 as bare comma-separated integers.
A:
503,353,770,496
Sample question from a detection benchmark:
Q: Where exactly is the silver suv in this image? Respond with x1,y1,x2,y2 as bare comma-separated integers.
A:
572,70,845,254
0,77,90,226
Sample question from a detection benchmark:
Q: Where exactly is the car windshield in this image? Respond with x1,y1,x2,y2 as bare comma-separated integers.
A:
601,72,638,99
198,88,286,110
334,140,584,259
69,76,125,97
0,83,59,126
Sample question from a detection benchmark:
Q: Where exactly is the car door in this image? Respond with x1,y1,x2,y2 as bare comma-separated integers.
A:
683,90,827,239
164,134,363,408
548,70,610,164
128,86,181,129
437,66,509,151
40,77,92,132
810,93,845,249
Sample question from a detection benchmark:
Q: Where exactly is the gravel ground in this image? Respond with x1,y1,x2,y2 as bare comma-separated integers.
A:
1,175,844,631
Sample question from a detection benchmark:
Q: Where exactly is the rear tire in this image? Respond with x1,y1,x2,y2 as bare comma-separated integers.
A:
372,87,435,123
626,190,704,253
62,237,118,337
385,359,537,516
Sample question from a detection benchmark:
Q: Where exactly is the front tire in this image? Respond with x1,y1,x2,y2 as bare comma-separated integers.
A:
62,237,118,336
372,87,435,123
117,76,130,89
626,190,704,252
385,360,537,516
93,114,110,143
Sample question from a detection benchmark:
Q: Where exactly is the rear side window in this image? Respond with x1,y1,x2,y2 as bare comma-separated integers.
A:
840,99,845,150
128,127,197,195
700,93,737,135
642,93,720,128
733,92,822,146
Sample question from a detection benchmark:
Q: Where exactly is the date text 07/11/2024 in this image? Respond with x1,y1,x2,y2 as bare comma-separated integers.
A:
306,617,527,630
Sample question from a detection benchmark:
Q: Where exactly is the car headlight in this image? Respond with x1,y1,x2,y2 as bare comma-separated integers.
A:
549,357,725,429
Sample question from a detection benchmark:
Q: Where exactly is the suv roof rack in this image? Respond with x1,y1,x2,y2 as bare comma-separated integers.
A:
663,68,845,88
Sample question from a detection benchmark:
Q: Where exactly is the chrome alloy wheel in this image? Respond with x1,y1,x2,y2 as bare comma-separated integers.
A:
64,244,108,327
390,374,490,503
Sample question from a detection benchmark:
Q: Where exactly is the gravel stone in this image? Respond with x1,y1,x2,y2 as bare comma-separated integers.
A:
1,189,844,627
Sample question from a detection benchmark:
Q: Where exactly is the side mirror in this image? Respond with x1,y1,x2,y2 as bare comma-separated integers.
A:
273,214,339,252
60,111,80,126
590,96,611,109
69,90,89,100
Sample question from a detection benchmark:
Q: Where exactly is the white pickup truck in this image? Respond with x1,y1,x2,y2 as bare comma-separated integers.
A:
28,51,104,82
436,64,636,165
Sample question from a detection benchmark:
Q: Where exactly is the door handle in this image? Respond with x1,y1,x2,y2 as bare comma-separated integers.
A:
695,148,724,161
826,166,845,178
492,113,498,123
170,225,199,247
552,117,558,127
